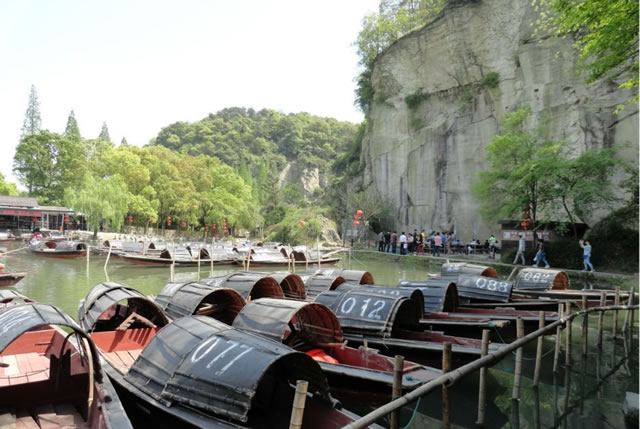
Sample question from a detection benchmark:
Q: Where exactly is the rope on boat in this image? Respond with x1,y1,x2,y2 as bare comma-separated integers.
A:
400,396,422,429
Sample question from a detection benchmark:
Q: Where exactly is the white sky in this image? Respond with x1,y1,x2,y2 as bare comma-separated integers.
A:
0,0,378,184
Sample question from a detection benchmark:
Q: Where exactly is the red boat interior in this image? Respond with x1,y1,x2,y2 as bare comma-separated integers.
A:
0,329,105,429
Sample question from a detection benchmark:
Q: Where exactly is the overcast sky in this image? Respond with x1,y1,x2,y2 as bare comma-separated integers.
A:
0,0,378,184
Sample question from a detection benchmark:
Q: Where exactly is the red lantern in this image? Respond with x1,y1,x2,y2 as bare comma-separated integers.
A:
167,216,172,226
520,220,531,230
356,210,363,216
128,215,133,224
64,214,70,224
181,221,186,229
213,223,217,231
300,220,305,227
354,214,360,220
205,223,209,232
223,219,227,233
353,220,360,226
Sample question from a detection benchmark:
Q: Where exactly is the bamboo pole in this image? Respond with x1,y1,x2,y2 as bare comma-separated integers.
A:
597,292,605,347
288,380,309,429
476,329,490,426
442,343,452,429
0,246,27,256
390,355,404,429
197,246,201,281
512,318,524,399
553,304,563,374
582,296,588,355
210,238,214,277
246,249,251,271
613,287,620,337
623,286,635,332
565,302,572,367
317,235,321,269
104,244,112,270
533,311,545,386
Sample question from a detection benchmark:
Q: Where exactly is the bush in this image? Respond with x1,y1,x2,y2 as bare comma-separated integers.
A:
481,72,500,88
404,89,429,109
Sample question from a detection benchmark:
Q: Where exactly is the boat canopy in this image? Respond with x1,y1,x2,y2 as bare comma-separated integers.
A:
441,263,497,278
249,272,306,299
155,281,246,324
0,303,103,382
335,283,425,317
314,289,421,337
124,316,333,424
397,278,459,313
232,298,343,346
305,268,374,285
78,282,170,332
34,240,87,251
0,289,34,306
300,273,345,300
514,268,569,290
201,273,284,300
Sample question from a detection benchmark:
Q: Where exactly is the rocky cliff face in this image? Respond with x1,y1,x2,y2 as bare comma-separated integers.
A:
360,0,638,240
278,161,328,197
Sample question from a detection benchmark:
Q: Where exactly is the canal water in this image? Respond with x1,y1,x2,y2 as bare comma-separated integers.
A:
1,241,637,428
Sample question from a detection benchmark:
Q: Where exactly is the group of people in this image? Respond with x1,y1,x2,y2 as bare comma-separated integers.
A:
512,234,595,272
377,230,458,256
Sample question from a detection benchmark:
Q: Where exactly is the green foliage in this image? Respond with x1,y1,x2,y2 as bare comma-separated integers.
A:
13,130,87,204
410,116,424,131
460,91,473,104
120,137,129,146
532,0,639,106
0,172,19,196
481,72,500,88
64,110,81,138
266,206,328,245
21,85,41,138
354,0,445,113
472,107,564,224
98,121,111,142
404,89,429,109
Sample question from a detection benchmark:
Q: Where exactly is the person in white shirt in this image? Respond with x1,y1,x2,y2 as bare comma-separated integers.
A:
513,234,526,265
399,232,407,255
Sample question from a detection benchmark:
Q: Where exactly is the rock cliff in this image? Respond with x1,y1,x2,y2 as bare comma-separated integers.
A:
360,0,638,240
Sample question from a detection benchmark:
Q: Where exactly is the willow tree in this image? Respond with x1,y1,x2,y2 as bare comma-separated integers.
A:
65,174,129,238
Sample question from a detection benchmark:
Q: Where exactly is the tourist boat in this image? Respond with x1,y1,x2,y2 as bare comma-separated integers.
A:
0,301,132,429
78,282,367,428
0,263,26,287
300,268,374,299
28,240,87,258
0,231,18,243
116,245,235,267
154,281,441,399
314,288,505,368
234,246,340,268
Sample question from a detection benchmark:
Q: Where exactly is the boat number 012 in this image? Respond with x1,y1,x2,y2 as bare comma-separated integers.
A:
339,297,386,320
191,337,254,376
522,271,551,283
474,277,509,293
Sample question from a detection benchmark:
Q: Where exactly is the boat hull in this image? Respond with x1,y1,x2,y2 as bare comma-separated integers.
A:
234,258,341,268
119,254,235,267
0,272,26,287
29,249,87,258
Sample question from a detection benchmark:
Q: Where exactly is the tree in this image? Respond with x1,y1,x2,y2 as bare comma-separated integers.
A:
120,137,128,146
21,85,41,138
13,130,87,203
549,148,620,236
533,0,639,106
98,121,111,142
63,110,81,138
472,108,564,226
0,173,19,196
65,174,129,238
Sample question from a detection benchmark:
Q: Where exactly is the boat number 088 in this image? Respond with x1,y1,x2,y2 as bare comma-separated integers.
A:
474,278,509,293
339,297,386,320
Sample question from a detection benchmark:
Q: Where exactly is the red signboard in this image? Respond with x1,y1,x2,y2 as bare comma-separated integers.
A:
0,210,42,216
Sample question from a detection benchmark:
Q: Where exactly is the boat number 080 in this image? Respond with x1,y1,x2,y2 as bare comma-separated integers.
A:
340,297,386,320
191,337,254,376
474,278,509,293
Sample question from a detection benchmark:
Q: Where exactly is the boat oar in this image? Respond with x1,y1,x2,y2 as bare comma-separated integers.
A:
0,246,27,255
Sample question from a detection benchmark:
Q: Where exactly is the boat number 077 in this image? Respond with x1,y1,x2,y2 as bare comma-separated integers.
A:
191,337,254,376
339,297,386,320
474,278,509,292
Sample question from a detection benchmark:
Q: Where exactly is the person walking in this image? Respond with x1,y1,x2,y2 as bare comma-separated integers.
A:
377,231,385,252
384,231,391,252
433,232,442,257
532,239,550,268
579,240,595,272
513,234,526,264
391,231,398,254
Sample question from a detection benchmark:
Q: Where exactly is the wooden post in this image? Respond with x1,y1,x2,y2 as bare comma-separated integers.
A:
86,243,90,275
512,318,524,399
613,287,620,338
209,241,214,277
533,311,545,386
317,235,321,269
289,380,308,429
104,244,112,270
390,355,404,429
349,247,352,270
442,343,452,429
623,286,635,332
597,291,605,348
565,302,572,367
246,249,251,271
197,246,201,281
582,295,588,355
476,329,490,426
553,304,563,374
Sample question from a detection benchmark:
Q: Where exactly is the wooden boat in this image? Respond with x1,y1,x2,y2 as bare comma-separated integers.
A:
234,247,341,268
153,281,440,398
116,246,235,267
79,282,368,429
0,302,132,429
200,272,286,300
300,269,374,299
28,240,87,258
0,232,18,243
314,288,505,368
0,263,26,287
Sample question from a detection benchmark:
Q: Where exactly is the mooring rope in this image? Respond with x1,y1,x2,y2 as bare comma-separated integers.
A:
492,325,556,361
400,396,422,429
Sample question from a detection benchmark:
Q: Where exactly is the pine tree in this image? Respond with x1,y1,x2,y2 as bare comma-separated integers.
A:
21,85,41,138
120,137,129,146
64,110,81,138
98,121,111,142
